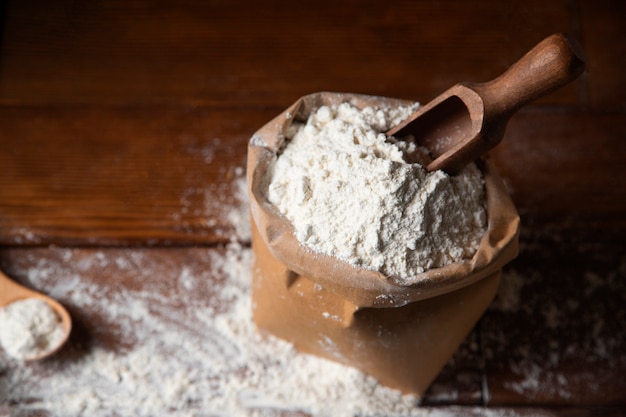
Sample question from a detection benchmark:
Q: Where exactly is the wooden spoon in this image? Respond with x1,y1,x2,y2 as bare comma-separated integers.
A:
386,33,585,174
0,268,72,361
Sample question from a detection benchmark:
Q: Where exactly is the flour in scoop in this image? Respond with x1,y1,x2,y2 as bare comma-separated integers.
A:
0,298,65,360
266,102,487,282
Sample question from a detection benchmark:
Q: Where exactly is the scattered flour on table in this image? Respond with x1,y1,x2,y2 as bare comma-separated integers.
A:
485,237,626,402
266,102,487,281
0,244,549,417
176,164,251,243
0,243,423,417
0,298,65,360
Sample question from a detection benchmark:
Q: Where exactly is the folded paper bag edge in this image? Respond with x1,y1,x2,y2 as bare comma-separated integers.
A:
247,91,520,308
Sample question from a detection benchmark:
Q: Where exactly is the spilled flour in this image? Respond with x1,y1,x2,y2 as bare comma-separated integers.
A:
0,246,562,417
1,243,424,416
266,102,487,281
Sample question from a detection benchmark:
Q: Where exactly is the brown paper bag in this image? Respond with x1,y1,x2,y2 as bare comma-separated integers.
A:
247,92,519,395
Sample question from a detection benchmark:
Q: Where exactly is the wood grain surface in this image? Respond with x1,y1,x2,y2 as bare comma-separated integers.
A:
0,0,624,415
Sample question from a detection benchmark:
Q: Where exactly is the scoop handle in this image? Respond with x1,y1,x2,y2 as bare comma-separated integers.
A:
470,33,585,117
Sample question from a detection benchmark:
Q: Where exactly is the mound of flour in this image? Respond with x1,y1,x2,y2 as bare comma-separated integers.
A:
266,102,487,281
0,298,65,360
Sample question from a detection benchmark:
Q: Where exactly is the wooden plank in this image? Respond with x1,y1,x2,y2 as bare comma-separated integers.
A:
579,0,626,110
0,246,484,413
0,242,623,412
490,110,626,230
0,0,581,107
0,105,272,245
2,106,623,246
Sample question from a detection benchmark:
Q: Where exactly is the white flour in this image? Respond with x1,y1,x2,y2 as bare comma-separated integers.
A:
0,298,65,360
266,102,487,281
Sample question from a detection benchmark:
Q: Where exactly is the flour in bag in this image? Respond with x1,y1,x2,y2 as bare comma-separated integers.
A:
266,102,487,281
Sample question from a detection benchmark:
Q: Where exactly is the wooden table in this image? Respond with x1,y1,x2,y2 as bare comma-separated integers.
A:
1,1,624,415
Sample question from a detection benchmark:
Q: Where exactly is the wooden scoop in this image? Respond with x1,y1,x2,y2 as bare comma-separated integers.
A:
0,268,72,360
387,33,585,174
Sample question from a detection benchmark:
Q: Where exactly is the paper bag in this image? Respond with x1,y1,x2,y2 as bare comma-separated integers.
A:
247,92,519,395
